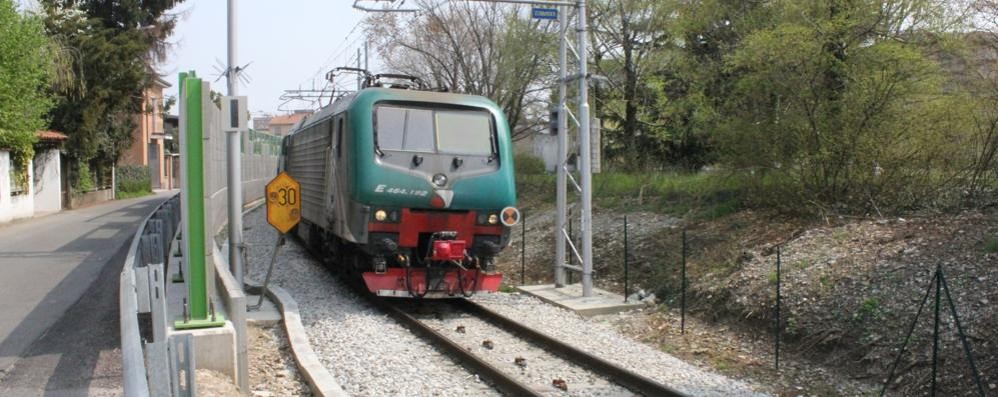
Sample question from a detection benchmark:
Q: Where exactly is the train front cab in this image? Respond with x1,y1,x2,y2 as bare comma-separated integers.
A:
353,91,517,298
361,209,511,298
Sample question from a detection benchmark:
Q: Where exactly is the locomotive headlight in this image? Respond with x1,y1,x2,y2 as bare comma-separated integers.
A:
488,214,499,225
374,210,388,222
432,173,448,187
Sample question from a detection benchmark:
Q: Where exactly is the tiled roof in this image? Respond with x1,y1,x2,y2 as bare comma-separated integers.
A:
36,130,69,142
269,112,311,126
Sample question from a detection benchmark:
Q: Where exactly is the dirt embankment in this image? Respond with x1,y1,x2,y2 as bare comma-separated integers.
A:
497,203,997,396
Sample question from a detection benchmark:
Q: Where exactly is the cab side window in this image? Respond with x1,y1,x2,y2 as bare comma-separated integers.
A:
336,115,345,158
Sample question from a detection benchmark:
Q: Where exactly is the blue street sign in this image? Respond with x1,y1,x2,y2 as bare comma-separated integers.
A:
532,7,558,20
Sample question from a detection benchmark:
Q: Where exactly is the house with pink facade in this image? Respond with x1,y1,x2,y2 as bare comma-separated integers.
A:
120,76,175,190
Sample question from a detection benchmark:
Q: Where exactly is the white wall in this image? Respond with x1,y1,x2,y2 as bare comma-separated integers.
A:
33,148,62,213
0,150,35,223
533,133,560,173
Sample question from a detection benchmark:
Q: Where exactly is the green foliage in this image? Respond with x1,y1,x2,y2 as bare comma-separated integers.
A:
43,7,141,166
40,0,183,187
985,237,998,253
0,0,52,168
585,0,987,213
785,316,798,336
590,0,683,170
853,297,882,322
514,153,546,175
115,164,150,197
76,160,95,191
819,275,833,290
716,1,970,211
662,0,971,209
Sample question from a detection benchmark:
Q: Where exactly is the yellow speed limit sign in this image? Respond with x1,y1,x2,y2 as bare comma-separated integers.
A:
266,172,301,234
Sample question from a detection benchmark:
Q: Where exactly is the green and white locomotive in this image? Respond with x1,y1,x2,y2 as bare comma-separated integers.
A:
279,74,518,298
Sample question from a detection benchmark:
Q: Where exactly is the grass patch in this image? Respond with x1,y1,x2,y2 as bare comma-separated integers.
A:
853,298,881,322
516,170,750,220
116,189,152,199
833,229,849,241
985,237,998,253
819,275,833,289
785,316,798,336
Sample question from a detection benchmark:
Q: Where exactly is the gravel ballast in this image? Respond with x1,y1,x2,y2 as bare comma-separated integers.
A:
242,207,498,397
412,303,631,396
469,294,767,396
241,207,768,396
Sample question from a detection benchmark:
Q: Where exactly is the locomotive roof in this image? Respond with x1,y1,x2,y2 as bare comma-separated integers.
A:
290,88,500,134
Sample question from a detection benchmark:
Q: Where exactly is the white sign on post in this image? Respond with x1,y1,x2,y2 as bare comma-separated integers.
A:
591,118,601,174
220,96,248,132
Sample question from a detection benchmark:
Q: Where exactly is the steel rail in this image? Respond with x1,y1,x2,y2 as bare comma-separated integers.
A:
363,296,544,397
453,299,688,397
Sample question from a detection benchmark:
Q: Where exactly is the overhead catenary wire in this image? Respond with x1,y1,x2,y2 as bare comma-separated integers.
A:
288,0,512,111
295,20,365,88
284,1,438,110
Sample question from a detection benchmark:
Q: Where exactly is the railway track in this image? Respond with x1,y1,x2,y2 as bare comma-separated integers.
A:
362,293,687,397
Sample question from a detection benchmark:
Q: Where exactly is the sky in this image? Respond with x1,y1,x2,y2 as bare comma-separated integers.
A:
160,0,379,117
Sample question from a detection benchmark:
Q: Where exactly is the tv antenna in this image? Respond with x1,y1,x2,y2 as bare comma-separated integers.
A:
212,58,253,87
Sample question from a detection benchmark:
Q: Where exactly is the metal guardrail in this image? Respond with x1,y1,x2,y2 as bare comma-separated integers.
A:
120,194,182,397
120,265,149,395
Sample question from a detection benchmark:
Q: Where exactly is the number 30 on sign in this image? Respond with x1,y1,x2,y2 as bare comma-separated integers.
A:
266,172,301,234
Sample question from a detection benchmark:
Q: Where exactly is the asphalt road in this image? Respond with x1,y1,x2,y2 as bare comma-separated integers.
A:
0,192,172,396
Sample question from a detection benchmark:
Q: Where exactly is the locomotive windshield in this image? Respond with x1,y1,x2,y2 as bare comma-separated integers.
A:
375,105,495,156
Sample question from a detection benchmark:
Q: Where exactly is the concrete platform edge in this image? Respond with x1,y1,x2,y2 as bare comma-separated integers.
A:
516,284,645,317
245,278,348,397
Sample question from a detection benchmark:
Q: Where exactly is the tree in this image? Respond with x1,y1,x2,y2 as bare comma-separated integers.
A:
588,0,766,171
962,1,998,199
40,0,183,188
589,0,673,169
365,1,557,140
715,0,973,210
649,0,776,172
0,0,53,176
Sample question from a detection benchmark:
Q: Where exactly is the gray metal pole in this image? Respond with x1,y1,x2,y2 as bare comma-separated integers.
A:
577,0,593,297
554,4,568,288
226,0,244,287
357,48,363,90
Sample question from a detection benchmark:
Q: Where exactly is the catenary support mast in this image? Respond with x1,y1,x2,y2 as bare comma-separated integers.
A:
554,2,569,287
226,0,244,286
576,0,593,296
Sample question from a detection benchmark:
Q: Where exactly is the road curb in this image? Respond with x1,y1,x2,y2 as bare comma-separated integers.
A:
246,280,348,397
